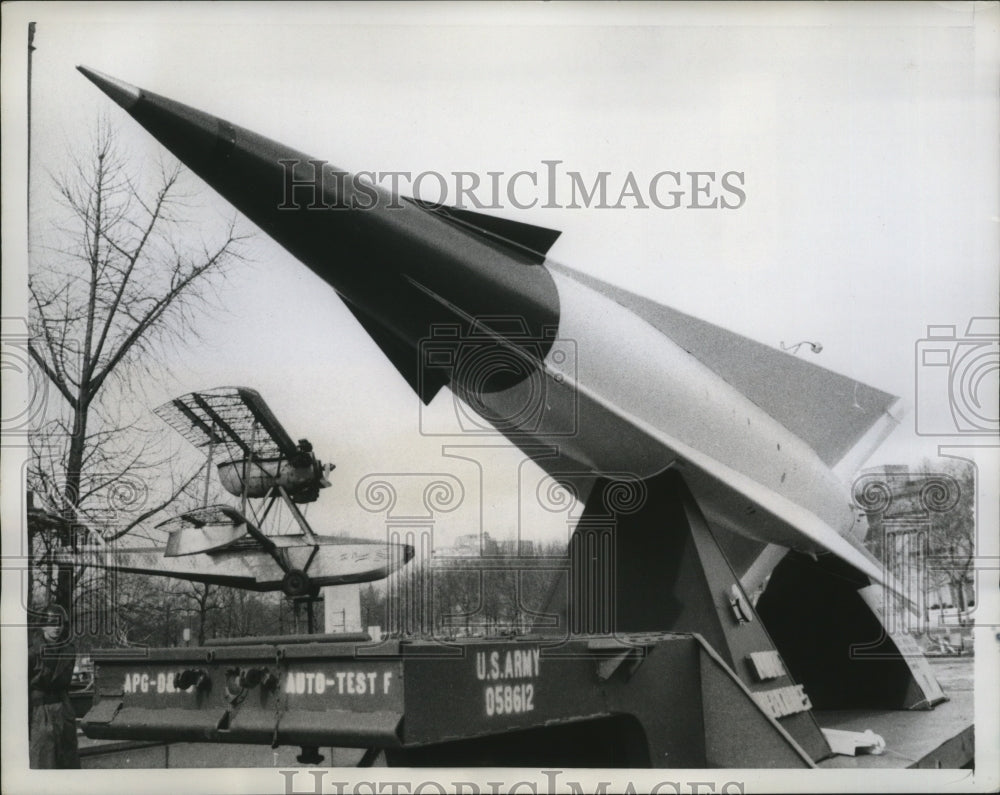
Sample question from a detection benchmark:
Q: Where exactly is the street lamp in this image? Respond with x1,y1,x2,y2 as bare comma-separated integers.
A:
780,340,824,355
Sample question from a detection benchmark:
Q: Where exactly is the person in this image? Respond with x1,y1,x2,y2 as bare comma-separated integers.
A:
28,603,81,768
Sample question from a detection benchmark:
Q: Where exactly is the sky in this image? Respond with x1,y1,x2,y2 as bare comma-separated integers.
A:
2,2,998,552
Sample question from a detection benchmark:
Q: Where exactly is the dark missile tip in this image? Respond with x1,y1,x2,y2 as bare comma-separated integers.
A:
77,66,141,111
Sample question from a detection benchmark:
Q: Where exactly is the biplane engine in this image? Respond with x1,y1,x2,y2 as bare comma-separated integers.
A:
156,387,334,504
217,440,332,504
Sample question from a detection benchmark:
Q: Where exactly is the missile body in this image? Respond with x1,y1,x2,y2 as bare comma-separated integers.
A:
79,68,899,583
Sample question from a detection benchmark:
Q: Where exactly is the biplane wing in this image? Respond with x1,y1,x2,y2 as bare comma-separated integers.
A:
156,387,332,503
159,505,251,556
65,511,414,595
156,387,298,458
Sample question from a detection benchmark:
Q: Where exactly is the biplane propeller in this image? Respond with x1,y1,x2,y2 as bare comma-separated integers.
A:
79,387,413,598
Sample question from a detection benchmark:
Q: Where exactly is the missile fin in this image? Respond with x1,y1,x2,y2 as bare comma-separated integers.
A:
563,369,909,601
551,264,901,470
404,197,562,264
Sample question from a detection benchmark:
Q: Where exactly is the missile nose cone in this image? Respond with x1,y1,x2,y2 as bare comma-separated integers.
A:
77,66,141,111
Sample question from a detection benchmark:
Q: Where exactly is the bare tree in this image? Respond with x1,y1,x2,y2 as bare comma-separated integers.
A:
27,120,249,612
383,539,569,639
360,582,386,631
168,582,223,646
916,458,976,617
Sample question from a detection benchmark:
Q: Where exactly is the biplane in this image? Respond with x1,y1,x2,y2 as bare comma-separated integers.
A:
92,387,413,598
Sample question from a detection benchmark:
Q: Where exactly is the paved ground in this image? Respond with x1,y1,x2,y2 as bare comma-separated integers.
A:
816,656,976,769
928,655,975,693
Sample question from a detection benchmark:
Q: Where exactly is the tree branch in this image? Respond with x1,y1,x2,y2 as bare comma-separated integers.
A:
102,461,209,541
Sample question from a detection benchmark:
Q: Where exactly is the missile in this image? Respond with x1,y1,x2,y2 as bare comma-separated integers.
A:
78,67,902,587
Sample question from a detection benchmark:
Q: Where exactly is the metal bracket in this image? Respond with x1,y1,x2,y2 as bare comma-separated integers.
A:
588,639,648,682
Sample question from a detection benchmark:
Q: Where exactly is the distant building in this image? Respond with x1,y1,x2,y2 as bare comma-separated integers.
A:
433,532,500,558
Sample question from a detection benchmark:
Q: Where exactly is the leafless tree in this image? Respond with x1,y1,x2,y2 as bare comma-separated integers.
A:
169,582,223,646
381,539,568,638
916,458,976,616
27,120,249,612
